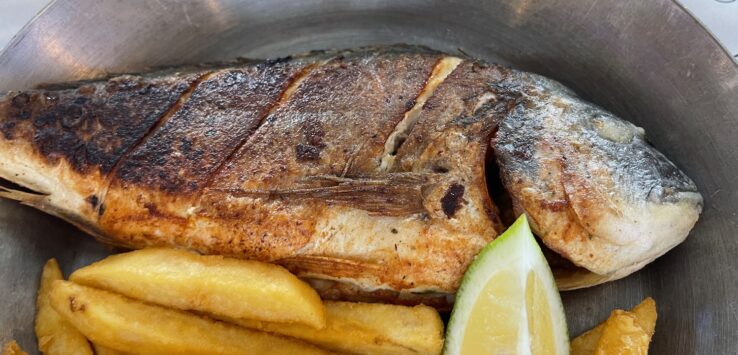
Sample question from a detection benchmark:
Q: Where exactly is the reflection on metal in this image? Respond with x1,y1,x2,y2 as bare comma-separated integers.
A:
509,0,534,26
202,0,231,29
41,37,89,74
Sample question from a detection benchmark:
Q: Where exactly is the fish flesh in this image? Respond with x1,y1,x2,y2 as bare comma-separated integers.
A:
0,46,702,307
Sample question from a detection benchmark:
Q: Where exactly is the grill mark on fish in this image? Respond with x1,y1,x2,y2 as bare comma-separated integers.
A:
277,62,326,107
183,51,446,267
111,61,319,196
331,52,444,177
207,50,441,195
378,56,463,171
0,74,206,176
96,61,325,247
96,71,215,214
278,256,384,279
200,60,328,193
124,75,213,154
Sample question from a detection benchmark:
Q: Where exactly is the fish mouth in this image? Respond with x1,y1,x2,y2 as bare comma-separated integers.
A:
0,176,47,196
647,185,704,207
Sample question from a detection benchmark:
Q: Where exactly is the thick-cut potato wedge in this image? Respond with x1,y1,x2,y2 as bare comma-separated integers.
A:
594,310,650,355
1,341,27,355
49,281,331,355
69,248,325,328
92,343,129,355
35,259,93,355
230,301,444,355
571,298,656,355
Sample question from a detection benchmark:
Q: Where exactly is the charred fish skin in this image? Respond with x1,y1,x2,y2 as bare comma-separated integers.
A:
0,45,702,305
0,46,508,307
0,69,210,241
492,71,703,288
194,49,507,296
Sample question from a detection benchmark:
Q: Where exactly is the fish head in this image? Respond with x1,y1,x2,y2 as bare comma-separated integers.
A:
494,72,703,288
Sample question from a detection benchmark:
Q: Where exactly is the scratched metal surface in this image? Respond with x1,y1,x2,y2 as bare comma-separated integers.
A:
0,0,736,353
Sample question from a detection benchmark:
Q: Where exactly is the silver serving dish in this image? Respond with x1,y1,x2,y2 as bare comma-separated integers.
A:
1,0,736,353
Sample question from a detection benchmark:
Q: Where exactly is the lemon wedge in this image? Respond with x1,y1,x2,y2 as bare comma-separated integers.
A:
444,215,569,355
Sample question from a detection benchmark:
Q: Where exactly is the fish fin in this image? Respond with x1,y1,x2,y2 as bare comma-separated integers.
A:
278,255,384,280
217,173,437,216
553,266,612,290
303,277,454,310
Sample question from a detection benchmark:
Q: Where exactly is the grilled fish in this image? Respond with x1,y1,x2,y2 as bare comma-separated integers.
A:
0,46,702,307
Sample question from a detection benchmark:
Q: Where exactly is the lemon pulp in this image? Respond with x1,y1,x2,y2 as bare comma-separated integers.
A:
444,215,569,355
526,271,556,354
461,269,522,354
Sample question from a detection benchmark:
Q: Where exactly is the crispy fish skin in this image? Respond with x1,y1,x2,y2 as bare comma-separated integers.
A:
0,69,209,242
0,46,701,304
0,47,503,305
192,49,507,298
492,72,703,288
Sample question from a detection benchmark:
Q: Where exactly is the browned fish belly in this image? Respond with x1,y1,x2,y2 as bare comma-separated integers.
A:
0,46,702,308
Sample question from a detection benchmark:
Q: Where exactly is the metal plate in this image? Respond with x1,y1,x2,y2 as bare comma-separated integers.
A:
1,0,736,353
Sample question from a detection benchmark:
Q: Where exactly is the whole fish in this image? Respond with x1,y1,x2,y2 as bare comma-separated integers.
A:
0,46,701,307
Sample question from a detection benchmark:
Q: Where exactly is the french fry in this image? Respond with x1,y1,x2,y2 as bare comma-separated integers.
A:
92,343,129,355
570,325,602,355
630,297,657,337
229,301,444,355
69,248,325,328
1,341,26,355
35,259,93,355
571,298,657,355
49,281,331,355
594,310,650,355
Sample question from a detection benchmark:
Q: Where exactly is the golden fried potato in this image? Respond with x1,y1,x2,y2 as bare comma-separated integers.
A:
630,297,657,337
594,310,650,355
1,341,26,355
229,301,444,355
49,281,331,355
92,343,129,355
69,248,325,328
571,298,657,355
570,326,602,355
35,259,93,355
